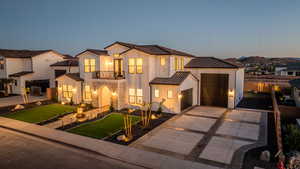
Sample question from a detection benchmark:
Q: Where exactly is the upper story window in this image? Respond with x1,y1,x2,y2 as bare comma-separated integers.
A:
160,56,166,66
174,57,184,71
84,59,96,72
128,58,143,74
0,59,4,70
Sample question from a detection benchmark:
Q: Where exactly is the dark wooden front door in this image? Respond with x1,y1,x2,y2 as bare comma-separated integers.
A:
201,73,228,107
181,88,193,111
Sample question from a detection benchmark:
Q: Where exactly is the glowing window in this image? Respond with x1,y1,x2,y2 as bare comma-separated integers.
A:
167,89,173,98
174,57,184,71
84,85,92,101
62,85,73,98
129,88,136,104
154,88,160,98
128,58,135,74
160,56,166,66
84,59,96,72
136,58,143,73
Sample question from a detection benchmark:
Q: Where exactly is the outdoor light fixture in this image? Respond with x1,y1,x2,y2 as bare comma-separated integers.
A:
228,89,234,97
112,92,117,96
93,90,97,95
72,88,77,92
61,102,65,105
178,94,183,99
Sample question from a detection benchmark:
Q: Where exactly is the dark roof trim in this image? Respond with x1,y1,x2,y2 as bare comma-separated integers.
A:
57,73,83,81
185,57,242,69
75,49,108,57
104,41,137,49
0,49,62,59
9,71,34,77
50,60,79,67
150,71,194,85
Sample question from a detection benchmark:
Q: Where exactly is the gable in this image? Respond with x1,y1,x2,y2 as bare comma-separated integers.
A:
105,43,131,55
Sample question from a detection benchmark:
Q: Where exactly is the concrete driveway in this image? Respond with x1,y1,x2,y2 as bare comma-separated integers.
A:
132,106,266,169
0,95,47,107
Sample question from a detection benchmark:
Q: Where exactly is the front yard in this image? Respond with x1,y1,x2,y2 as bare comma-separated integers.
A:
67,113,140,139
2,104,76,123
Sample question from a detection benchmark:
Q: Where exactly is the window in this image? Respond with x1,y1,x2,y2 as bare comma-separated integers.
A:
136,89,143,104
129,88,136,104
136,58,143,73
84,85,92,101
174,57,184,71
128,58,143,74
288,71,293,76
167,89,173,98
128,58,135,74
62,85,73,98
160,56,166,66
154,88,160,98
0,59,4,70
84,59,96,72
128,88,143,104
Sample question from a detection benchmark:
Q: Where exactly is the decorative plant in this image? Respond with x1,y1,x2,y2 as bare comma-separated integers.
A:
109,99,114,112
285,124,300,151
286,151,300,169
141,102,152,128
123,108,133,142
69,97,74,105
155,99,166,116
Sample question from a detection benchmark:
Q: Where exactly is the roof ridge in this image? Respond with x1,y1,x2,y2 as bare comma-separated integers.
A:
212,57,239,68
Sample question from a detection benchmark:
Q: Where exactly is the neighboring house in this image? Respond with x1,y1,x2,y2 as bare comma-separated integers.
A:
50,58,79,88
56,41,244,114
289,79,300,107
0,49,66,94
275,63,300,76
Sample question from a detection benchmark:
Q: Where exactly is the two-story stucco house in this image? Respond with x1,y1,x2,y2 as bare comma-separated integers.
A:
56,41,244,114
0,49,66,94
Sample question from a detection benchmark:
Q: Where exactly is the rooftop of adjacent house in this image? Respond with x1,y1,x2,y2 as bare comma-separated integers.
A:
287,63,300,71
289,78,300,89
107,41,196,57
9,71,34,77
150,71,193,85
75,49,108,57
63,54,75,59
0,49,53,58
185,57,243,69
50,59,79,67
64,73,83,81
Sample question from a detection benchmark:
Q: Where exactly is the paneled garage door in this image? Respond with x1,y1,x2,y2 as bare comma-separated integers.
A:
181,88,193,111
201,73,228,107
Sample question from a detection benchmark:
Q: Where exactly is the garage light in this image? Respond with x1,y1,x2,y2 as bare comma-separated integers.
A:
228,89,234,97
178,94,182,99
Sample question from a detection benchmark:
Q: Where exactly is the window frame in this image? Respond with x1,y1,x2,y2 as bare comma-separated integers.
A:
154,88,160,98
128,58,136,74
84,85,92,101
62,84,73,99
174,57,184,71
136,58,143,74
167,89,173,99
84,58,96,73
129,88,136,104
160,56,166,66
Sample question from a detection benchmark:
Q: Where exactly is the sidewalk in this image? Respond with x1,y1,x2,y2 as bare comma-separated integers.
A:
0,117,217,169
0,95,47,107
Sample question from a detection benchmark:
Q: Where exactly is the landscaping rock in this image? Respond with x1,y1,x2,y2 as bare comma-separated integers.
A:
36,101,42,105
260,150,270,162
12,104,24,111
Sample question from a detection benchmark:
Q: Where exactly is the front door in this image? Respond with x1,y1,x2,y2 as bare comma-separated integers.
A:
114,59,123,77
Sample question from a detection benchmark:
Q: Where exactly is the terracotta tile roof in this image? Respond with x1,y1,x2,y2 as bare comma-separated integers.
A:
150,71,191,85
185,57,241,68
0,49,52,58
75,49,108,57
107,41,196,57
50,59,79,67
65,73,83,81
289,78,300,89
9,71,33,77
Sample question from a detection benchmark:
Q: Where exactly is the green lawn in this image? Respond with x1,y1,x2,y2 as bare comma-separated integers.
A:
67,113,141,139
2,104,76,123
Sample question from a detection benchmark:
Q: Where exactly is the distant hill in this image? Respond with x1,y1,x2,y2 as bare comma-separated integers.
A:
225,56,300,66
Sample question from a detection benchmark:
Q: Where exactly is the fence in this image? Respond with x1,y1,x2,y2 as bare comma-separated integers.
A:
271,87,285,162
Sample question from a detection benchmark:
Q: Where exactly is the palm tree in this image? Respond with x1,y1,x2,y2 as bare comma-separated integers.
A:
0,78,14,96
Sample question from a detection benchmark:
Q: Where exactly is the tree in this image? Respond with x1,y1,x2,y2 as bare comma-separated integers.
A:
0,78,14,96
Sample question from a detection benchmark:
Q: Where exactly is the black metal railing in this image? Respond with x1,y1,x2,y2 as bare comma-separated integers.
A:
92,71,125,79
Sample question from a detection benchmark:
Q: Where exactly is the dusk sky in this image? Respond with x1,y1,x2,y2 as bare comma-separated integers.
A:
0,0,300,58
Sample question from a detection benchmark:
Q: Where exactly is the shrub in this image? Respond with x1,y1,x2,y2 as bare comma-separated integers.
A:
285,124,300,151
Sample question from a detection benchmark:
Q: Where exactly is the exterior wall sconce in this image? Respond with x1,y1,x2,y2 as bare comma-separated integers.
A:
112,92,117,97
228,89,234,97
93,90,98,95
72,88,77,93
61,101,65,105
58,86,62,91
178,94,183,99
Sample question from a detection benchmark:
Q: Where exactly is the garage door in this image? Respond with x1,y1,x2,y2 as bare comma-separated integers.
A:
181,88,193,111
201,73,228,107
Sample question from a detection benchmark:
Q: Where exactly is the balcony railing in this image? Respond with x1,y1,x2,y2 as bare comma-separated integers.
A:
92,71,125,80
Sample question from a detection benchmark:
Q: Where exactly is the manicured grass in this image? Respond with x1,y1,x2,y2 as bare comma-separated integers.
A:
2,104,76,123
68,113,141,139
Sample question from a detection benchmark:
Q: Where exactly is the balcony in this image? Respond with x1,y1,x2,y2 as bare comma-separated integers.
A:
92,71,125,80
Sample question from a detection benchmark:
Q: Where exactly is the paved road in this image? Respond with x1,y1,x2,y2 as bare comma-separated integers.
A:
0,128,144,169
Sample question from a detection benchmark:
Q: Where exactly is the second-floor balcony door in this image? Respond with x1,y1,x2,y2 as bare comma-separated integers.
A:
114,59,123,77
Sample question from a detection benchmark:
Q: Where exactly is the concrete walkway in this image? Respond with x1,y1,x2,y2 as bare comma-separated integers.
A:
0,117,215,169
131,106,267,169
0,95,47,107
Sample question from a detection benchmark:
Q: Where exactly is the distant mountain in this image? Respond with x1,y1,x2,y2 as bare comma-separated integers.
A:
225,56,300,66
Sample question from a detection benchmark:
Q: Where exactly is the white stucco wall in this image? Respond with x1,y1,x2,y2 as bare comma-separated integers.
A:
78,51,100,80
50,66,79,88
5,58,32,76
151,85,180,113
235,68,244,106
180,74,199,106
106,43,130,56
56,75,82,104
